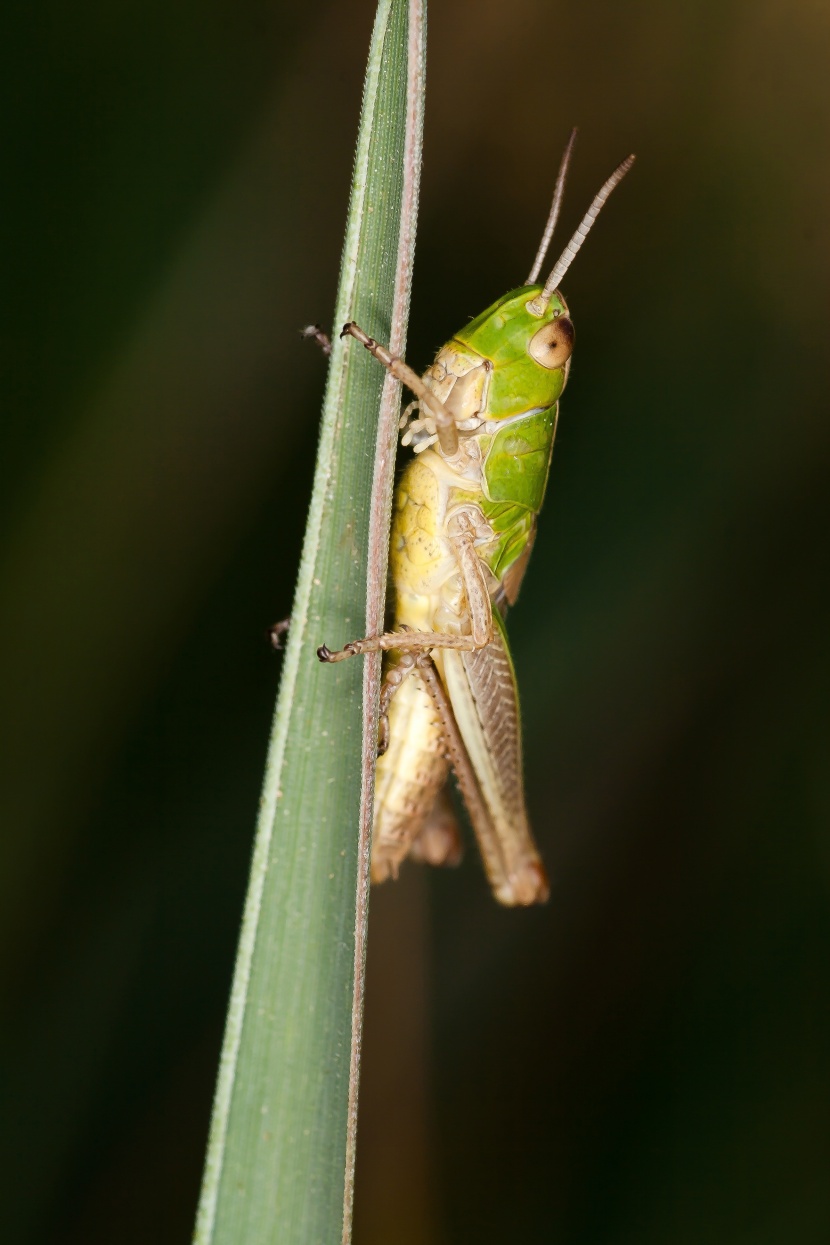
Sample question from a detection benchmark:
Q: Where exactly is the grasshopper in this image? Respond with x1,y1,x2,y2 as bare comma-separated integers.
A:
318,134,634,905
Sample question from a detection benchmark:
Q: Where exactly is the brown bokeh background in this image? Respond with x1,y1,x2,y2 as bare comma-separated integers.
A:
2,1,829,1241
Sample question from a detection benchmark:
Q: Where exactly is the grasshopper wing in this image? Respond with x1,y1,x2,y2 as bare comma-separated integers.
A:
441,613,549,905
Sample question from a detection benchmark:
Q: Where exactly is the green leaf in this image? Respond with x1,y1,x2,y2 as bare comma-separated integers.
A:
193,3,426,1243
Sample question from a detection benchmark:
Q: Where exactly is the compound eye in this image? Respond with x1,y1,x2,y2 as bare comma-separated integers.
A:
528,316,574,369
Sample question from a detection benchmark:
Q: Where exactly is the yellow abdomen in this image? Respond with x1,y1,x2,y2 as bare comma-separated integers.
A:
372,453,459,878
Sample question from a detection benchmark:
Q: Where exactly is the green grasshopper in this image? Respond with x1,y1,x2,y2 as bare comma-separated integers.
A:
318,134,634,905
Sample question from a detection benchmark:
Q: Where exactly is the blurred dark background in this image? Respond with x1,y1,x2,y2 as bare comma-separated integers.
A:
2,1,829,1241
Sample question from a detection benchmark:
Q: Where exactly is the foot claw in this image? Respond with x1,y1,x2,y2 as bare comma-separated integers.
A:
269,618,291,650
317,644,333,662
300,325,332,355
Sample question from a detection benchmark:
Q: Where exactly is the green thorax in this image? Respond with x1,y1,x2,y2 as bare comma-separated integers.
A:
451,284,569,512
445,285,571,584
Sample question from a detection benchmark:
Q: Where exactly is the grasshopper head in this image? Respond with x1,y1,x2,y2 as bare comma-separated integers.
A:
453,287,574,419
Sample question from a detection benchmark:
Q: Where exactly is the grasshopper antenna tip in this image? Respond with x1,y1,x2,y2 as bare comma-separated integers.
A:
528,152,636,315
526,126,578,285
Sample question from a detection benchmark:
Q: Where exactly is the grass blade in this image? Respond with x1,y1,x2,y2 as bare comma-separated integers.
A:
193,3,425,1242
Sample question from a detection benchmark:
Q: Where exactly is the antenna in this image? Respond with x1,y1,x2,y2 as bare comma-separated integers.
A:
527,154,636,316
526,127,578,285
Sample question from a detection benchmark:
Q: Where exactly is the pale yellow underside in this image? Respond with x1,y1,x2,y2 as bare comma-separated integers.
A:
373,434,535,885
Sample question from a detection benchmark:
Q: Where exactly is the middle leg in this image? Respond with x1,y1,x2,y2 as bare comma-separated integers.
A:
318,516,493,664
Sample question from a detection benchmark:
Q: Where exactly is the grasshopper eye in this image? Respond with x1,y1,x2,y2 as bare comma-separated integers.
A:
528,316,574,369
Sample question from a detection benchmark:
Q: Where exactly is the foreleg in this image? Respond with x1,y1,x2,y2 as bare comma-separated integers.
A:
341,321,460,457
